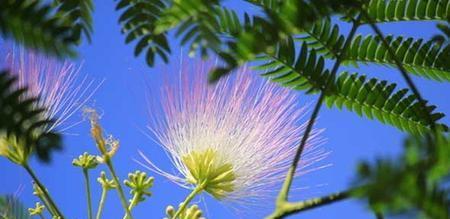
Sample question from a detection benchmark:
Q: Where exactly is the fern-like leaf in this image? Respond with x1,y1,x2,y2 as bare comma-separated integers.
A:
0,70,61,162
325,72,447,134
361,0,450,23
155,0,221,57
254,38,332,93
295,18,346,58
116,0,171,66
432,22,450,45
254,37,446,134
53,0,94,43
345,35,450,82
0,0,76,57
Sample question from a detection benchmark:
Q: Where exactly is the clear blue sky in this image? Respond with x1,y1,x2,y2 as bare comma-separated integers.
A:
1,2,450,219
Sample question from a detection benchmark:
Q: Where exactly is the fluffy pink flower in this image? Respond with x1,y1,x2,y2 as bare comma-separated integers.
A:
5,48,101,133
140,61,328,204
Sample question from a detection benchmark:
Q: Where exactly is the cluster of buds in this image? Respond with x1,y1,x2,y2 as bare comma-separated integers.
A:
72,152,99,170
28,202,45,216
97,171,117,190
124,171,154,208
165,204,205,219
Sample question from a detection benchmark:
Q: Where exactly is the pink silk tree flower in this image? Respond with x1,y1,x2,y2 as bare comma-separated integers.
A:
5,48,101,133
140,61,328,207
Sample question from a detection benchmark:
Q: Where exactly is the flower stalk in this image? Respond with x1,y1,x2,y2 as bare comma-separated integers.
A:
73,152,99,219
83,169,94,219
32,183,55,216
105,159,133,219
23,163,64,218
96,171,117,219
96,188,107,219
172,185,204,219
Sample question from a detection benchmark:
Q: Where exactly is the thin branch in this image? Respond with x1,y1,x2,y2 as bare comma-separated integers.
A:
269,13,363,219
267,188,354,219
277,13,363,202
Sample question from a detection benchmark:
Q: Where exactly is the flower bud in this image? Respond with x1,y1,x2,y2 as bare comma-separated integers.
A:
72,152,99,170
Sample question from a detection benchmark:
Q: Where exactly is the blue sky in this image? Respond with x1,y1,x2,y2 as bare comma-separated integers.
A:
1,2,450,219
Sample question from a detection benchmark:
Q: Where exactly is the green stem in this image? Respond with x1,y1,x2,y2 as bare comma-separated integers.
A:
32,182,56,217
96,188,107,219
267,189,353,219
122,194,140,219
105,159,133,219
23,164,64,219
173,186,204,219
83,169,93,219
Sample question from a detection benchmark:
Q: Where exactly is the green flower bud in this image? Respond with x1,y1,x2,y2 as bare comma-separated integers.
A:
124,170,154,203
164,204,206,219
97,171,117,190
72,152,99,169
28,202,45,216
165,205,175,218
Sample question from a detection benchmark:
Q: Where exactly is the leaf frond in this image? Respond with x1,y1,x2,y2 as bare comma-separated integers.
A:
361,0,450,23
0,0,76,56
345,34,450,82
53,0,94,43
116,0,171,66
325,72,447,134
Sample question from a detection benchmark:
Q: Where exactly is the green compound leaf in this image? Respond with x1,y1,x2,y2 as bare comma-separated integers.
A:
253,36,447,134
53,0,94,44
116,0,171,66
295,18,346,58
345,35,450,82
0,0,77,57
255,38,332,94
361,0,450,23
325,72,448,135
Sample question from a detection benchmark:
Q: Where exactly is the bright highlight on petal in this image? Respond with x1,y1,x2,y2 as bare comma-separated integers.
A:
140,61,328,205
